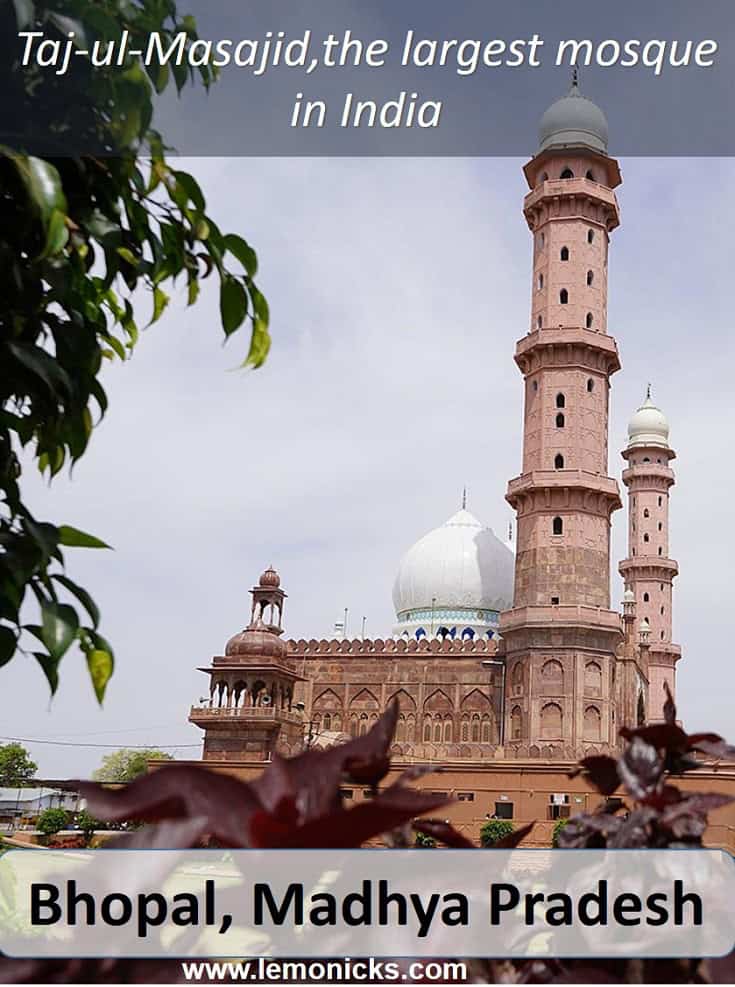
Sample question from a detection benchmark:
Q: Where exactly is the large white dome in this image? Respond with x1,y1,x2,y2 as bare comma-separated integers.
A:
392,509,514,639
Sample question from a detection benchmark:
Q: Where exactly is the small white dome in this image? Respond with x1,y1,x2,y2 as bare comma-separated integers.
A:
623,588,635,603
627,387,670,449
392,508,514,619
538,78,608,154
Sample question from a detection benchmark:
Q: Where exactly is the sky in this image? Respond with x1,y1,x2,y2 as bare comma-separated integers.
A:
3,151,735,778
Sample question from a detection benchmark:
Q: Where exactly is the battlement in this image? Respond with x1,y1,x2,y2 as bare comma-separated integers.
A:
286,636,499,657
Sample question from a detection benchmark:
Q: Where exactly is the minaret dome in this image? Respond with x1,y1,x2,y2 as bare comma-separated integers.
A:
627,387,670,449
538,74,609,154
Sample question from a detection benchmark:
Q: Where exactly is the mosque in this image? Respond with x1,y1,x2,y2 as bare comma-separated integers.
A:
182,81,735,845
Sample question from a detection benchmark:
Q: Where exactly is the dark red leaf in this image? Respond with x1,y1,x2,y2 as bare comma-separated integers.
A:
688,735,735,761
413,818,475,848
662,680,676,726
607,807,658,848
617,737,663,801
619,723,689,753
77,766,260,846
568,755,620,796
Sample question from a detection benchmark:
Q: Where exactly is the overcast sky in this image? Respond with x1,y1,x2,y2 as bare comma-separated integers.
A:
3,153,734,779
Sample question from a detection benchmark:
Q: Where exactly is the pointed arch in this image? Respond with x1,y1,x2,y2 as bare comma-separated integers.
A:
584,661,602,697
313,687,341,710
386,688,416,713
460,688,492,712
423,688,453,713
349,688,380,710
511,706,522,741
541,659,564,694
583,705,602,742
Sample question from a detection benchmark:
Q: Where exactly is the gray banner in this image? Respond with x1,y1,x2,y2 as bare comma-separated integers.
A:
1,848,733,959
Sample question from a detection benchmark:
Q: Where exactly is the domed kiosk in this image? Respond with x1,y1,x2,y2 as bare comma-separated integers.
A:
392,505,514,641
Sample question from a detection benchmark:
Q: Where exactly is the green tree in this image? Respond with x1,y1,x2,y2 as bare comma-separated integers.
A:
75,808,108,843
480,819,514,847
36,806,69,836
0,742,37,786
552,817,569,847
0,0,270,702
92,747,172,783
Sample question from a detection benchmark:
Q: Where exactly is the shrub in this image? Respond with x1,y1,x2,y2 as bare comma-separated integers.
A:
552,817,568,847
414,831,437,848
480,818,515,847
36,807,69,837
75,810,108,844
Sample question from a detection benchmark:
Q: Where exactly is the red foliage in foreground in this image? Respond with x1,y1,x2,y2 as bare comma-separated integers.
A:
2,688,734,984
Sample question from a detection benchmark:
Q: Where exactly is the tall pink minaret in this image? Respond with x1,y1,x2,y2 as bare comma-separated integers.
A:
500,77,624,755
618,388,681,721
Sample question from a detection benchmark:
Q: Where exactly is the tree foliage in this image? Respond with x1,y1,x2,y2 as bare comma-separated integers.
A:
0,0,270,701
0,742,37,786
92,747,173,783
480,818,514,847
36,806,68,835
551,816,568,847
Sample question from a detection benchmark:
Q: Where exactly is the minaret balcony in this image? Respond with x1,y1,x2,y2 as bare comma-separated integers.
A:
506,469,621,514
514,327,620,375
523,177,620,230
188,704,304,729
619,556,679,579
621,463,675,488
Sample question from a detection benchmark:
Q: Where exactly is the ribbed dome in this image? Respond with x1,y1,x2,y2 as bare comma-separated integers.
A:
538,78,608,154
392,509,514,617
627,389,670,449
225,626,287,660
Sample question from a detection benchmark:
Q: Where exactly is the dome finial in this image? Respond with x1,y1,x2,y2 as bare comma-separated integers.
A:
571,63,580,91
461,486,467,510
645,382,652,402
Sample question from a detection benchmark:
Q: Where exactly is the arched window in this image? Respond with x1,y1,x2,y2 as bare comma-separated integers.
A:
556,412,565,428
538,273,544,290
511,706,522,741
587,378,594,392
658,522,662,531
585,661,602,696
560,168,574,179
554,453,564,469
560,288,568,304
587,229,595,244
443,718,452,742
586,270,594,286
540,702,563,739
553,516,563,535
323,712,331,730
512,662,523,694
539,230,546,246
643,508,650,518
471,716,480,742
461,718,469,741
537,315,542,329
643,533,649,543
658,546,663,556
541,659,564,694
583,705,601,742
658,496,663,507
586,312,594,328
660,605,665,615
643,592,649,602
481,717,491,743
532,379,538,392
423,717,431,741
556,393,565,408
585,169,595,181
433,718,442,742
560,246,569,261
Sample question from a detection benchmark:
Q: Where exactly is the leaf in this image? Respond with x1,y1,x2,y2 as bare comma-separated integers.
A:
33,652,60,695
568,754,621,797
41,600,79,660
85,648,114,704
57,525,111,549
7,342,72,398
492,821,535,849
1,151,67,226
619,722,689,754
150,286,169,325
0,626,17,668
219,276,248,335
173,171,206,212
244,315,271,369
662,680,676,725
617,737,663,801
12,0,35,29
40,208,69,258
224,234,257,277
51,573,100,627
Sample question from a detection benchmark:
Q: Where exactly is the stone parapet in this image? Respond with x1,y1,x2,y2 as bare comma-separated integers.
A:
286,636,498,657
514,327,621,376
